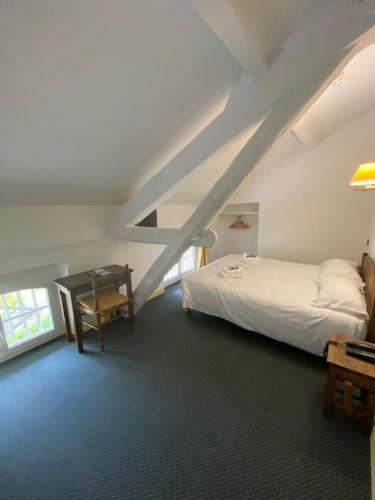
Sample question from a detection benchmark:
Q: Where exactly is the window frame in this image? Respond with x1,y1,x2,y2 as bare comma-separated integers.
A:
0,263,64,364
0,288,55,349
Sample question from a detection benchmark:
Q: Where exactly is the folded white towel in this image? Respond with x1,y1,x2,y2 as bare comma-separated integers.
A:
219,263,245,278
223,263,245,273
240,253,261,264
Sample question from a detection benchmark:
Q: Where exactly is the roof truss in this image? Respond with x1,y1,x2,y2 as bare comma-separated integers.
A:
109,0,375,311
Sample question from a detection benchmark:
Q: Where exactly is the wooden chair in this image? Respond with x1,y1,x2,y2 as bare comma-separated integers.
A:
78,265,134,351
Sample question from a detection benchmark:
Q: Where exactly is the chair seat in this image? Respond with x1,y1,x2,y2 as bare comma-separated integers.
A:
79,290,129,314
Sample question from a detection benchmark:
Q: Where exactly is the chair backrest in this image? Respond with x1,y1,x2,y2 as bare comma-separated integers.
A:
91,265,133,312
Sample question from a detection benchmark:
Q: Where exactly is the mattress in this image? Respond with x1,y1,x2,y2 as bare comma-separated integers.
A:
181,255,367,356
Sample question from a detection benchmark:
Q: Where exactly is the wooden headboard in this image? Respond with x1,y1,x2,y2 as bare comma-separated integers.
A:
360,253,375,343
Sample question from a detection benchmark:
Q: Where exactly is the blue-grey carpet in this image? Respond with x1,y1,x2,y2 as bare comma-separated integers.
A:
0,285,371,499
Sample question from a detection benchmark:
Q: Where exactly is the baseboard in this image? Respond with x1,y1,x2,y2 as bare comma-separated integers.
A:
0,330,64,364
147,287,165,301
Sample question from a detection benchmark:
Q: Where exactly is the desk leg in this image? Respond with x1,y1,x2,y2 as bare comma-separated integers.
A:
59,291,73,342
71,294,84,353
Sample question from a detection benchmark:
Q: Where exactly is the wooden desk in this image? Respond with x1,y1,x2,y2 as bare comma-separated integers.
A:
324,333,375,433
54,265,125,353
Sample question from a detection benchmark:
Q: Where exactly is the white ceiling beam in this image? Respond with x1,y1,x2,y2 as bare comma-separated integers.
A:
291,118,319,149
114,0,375,231
189,0,268,79
113,226,217,248
133,43,357,311
110,73,257,231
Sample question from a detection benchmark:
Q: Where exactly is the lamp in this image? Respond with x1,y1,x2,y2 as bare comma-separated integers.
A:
350,163,375,191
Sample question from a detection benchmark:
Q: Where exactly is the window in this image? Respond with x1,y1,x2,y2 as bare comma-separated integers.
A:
0,288,54,348
163,247,196,285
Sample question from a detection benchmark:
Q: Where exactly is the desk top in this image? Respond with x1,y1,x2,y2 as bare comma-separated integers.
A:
328,333,375,379
54,265,125,293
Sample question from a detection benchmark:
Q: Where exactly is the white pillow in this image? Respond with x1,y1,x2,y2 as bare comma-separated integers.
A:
312,276,368,320
320,259,364,287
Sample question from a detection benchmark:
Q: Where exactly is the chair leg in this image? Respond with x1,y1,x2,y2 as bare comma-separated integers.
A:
96,313,104,351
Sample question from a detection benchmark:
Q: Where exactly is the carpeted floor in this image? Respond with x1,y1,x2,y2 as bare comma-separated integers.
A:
0,285,371,499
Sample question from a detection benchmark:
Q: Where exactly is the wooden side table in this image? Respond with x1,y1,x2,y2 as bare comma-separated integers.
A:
324,333,375,433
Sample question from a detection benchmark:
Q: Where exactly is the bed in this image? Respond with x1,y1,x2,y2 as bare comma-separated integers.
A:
181,253,375,356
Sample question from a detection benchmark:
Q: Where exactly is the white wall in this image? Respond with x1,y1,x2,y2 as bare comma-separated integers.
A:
157,205,196,228
232,108,375,265
0,206,116,277
369,207,375,261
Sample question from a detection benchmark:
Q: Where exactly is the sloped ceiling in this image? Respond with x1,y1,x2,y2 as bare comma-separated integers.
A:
0,0,241,205
1,0,374,207
293,43,375,148
228,0,323,63
167,43,375,205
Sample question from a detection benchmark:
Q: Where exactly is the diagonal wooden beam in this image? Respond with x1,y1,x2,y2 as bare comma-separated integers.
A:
133,43,360,311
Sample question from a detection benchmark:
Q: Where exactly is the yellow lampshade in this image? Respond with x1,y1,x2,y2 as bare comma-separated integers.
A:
350,163,375,191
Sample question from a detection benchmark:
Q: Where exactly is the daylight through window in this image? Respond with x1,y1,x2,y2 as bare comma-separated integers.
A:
0,288,54,348
163,247,196,284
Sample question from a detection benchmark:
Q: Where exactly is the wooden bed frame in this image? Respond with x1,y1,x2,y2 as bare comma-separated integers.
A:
360,253,375,343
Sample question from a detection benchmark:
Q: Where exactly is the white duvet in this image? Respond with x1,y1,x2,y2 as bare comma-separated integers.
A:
181,255,367,356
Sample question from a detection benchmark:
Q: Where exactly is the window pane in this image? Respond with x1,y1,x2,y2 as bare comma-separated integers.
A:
40,308,52,331
0,296,8,320
27,314,40,336
35,289,48,308
0,288,54,348
6,292,21,317
163,246,196,283
180,247,195,274
12,320,26,342
20,289,34,310
163,263,179,282
3,321,14,346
